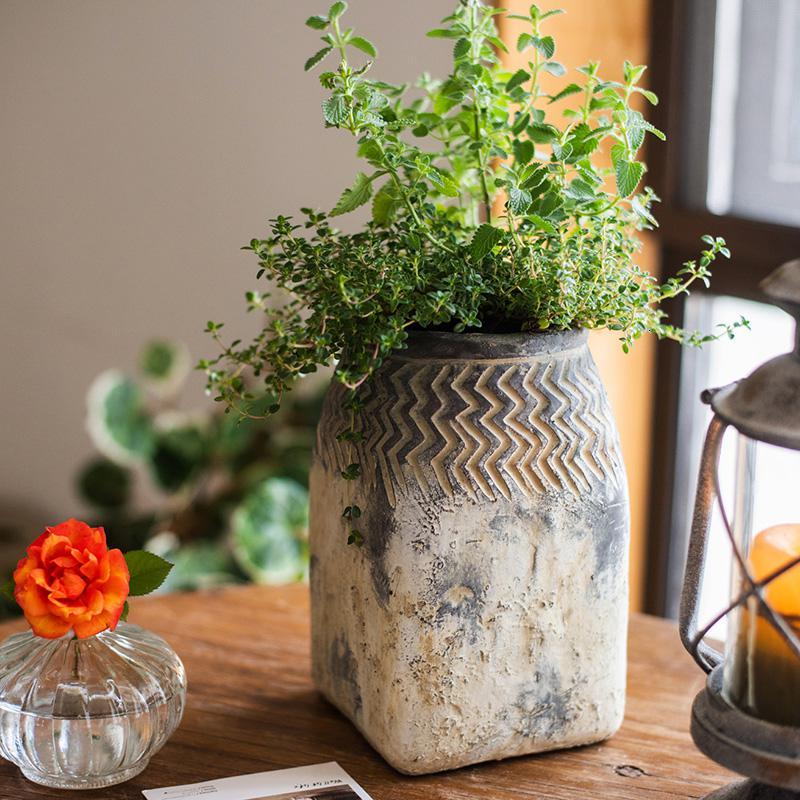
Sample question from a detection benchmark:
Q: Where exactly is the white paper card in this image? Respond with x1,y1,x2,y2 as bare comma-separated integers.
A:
141,762,373,800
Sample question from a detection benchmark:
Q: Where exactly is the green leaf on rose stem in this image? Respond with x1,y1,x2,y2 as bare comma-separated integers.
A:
615,159,645,198
125,551,174,596
305,46,332,72
1,578,15,604
331,172,373,216
120,601,129,622
349,36,377,58
470,223,504,262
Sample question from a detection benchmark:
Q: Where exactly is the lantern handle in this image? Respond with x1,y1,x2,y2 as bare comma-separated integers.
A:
679,411,727,673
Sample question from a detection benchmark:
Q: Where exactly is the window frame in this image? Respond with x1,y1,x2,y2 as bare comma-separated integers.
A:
644,0,800,616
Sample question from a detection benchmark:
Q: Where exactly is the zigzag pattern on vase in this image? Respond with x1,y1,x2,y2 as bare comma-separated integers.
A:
317,351,624,506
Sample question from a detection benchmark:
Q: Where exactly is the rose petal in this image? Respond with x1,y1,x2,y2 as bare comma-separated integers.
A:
14,582,50,617
79,551,99,580
26,612,72,639
61,572,86,599
86,589,104,616
30,568,52,591
40,535,72,566
13,556,38,587
73,607,119,639
52,555,79,569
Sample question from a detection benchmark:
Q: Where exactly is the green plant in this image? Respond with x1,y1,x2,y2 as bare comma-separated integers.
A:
203,1,746,544
77,339,322,590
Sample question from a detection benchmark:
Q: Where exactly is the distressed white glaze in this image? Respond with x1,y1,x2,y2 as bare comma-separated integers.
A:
310,330,629,774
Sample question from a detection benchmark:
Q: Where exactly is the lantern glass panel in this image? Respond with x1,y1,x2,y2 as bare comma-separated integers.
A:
722,432,800,726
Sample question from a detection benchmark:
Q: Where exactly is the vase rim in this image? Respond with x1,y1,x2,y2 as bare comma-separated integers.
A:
396,327,587,360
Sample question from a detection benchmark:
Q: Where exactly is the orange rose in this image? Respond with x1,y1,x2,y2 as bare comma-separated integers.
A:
13,519,130,639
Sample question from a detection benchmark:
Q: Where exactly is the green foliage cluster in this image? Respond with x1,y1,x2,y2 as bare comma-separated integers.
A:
205,0,741,406
202,1,745,543
78,339,320,592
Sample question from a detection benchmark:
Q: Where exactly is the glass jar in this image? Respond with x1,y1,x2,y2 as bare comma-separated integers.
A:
0,622,186,789
721,432,800,726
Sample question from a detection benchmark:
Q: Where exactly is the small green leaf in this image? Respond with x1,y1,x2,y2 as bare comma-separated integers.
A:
120,601,129,622
635,87,659,105
506,68,530,92
347,529,364,547
125,551,174,597
534,35,556,59
322,94,348,126
328,1,347,21
372,181,401,225
541,61,566,77
1,578,15,604
453,37,470,59
305,15,328,30
470,223,503,261
508,187,533,215
513,139,534,165
548,83,582,103
331,172,373,216
427,28,461,39
615,159,645,198
350,36,377,58
305,46,332,72
526,214,557,235
566,178,598,203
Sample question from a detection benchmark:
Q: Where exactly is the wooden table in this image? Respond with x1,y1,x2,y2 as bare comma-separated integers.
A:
0,584,735,799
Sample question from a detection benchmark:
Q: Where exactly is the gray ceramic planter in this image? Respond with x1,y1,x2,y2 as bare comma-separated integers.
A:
309,329,629,774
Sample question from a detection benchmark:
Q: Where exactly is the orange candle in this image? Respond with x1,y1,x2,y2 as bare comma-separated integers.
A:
724,524,800,726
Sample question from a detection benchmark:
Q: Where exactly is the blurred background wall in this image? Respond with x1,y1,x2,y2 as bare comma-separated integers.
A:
0,0,452,543
1,0,654,608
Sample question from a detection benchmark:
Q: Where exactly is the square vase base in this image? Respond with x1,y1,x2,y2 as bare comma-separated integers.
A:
21,760,149,790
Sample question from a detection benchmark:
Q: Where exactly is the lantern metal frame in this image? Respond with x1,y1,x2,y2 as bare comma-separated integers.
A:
679,260,800,799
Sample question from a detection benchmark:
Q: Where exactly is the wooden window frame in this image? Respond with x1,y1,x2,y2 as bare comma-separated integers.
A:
644,0,800,616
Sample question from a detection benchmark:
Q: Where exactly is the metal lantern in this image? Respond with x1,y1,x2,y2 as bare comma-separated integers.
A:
680,259,800,800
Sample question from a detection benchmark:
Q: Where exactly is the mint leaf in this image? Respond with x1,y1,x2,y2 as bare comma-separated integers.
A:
372,182,400,225
548,83,582,103
349,36,376,58
616,159,645,198
508,186,533,215
305,15,328,30
304,46,332,72
322,95,348,126
534,35,556,59
506,69,530,92
470,224,503,261
328,1,347,21
125,551,173,596
331,172,373,216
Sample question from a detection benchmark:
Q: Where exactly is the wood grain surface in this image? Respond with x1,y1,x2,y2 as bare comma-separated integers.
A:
0,584,735,799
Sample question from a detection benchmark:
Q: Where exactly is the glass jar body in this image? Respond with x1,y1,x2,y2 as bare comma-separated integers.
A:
0,622,186,790
721,432,800,726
